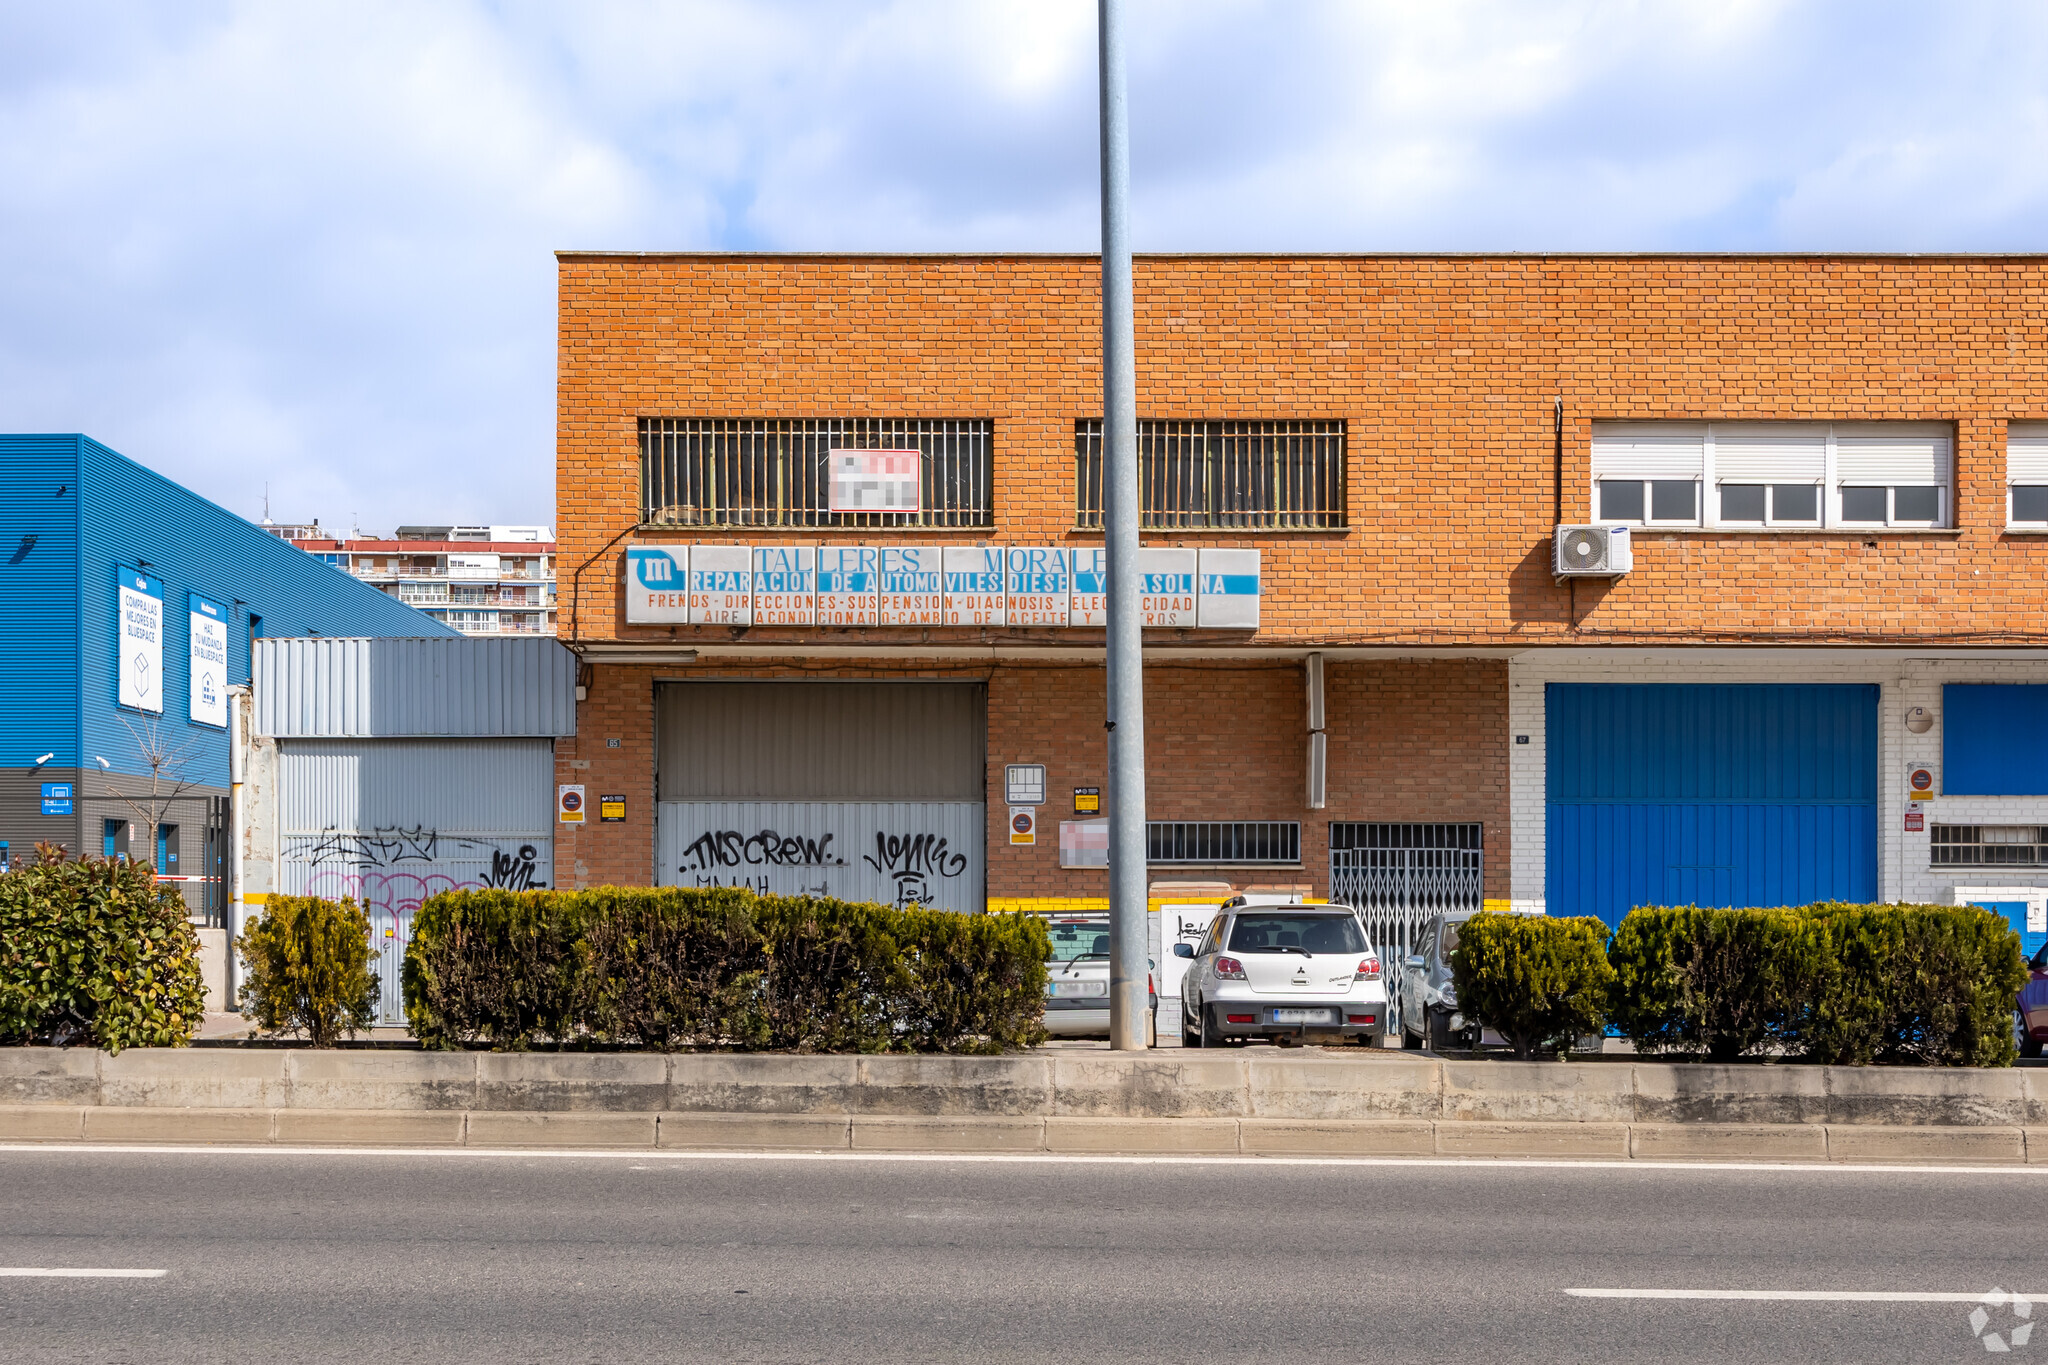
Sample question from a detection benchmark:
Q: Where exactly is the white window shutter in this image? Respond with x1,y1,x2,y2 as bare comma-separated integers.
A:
1711,423,1827,482
2008,423,2048,483
1591,423,1705,479
1833,422,1950,485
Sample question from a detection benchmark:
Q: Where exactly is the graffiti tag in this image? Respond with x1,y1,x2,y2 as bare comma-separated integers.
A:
863,831,970,907
484,844,547,891
681,828,841,873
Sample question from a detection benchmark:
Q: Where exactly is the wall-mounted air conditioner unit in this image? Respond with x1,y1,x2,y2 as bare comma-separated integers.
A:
1554,525,1632,578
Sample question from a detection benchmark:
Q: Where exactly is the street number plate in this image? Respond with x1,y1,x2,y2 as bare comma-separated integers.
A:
1271,1008,1334,1024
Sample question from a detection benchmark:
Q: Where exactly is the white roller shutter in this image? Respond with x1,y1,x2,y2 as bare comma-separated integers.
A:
1834,422,1950,485
1712,424,1827,482
1591,423,1705,478
2009,422,2048,484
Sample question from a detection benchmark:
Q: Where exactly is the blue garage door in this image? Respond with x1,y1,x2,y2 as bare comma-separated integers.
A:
1547,684,1878,926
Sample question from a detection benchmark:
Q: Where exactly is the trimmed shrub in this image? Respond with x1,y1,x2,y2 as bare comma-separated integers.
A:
0,847,206,1052
403,889,583,1050
893,907,1049,1054
236,895,379,1047
1448,912,1614,1059
1608,902,2028,1065
1795,902,2026,1068
401,886,1048,1053
1606,906,1822,1061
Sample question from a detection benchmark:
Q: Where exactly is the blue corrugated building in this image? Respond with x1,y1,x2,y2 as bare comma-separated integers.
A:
0,434,457,907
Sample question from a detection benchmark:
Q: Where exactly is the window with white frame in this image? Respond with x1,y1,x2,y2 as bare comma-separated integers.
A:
2009,423,2048,528
1590,421,1952,529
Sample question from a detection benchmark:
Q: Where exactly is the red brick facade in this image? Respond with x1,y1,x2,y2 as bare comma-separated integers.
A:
553,253,2048,899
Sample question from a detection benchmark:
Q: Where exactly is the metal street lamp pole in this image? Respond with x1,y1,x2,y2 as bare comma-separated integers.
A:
1099,0,1148,1050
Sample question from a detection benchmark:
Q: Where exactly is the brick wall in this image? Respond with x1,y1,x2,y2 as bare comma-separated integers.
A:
558,254,2048,650
556,656,1504,898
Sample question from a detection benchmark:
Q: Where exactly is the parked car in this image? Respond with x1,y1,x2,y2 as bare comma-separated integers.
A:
1042,915,1157,1046
2018,942,2048,1059
1173,895,1386,1047
1391,906,1543,1051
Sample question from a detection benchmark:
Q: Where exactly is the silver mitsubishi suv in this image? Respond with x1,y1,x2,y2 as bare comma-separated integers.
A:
1174,894,1387,1047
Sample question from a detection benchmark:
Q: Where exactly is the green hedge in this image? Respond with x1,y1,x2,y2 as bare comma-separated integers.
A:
237,895,379,1047
0,844,206,1052
1449,912,1614,1059
404,886,1049,1053
1608,902,2027,1066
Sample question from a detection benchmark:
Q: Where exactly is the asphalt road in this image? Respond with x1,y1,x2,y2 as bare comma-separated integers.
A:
1,1148,2043,1364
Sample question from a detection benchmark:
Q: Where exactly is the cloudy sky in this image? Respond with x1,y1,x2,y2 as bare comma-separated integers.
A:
4,0,2046,534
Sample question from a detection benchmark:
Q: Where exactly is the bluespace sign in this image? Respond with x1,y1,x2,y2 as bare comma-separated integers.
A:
116,566,164,713
188,592,229,728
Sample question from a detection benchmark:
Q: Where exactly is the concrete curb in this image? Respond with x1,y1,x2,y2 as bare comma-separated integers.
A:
5,1048,2044,1127
2,1106,2042,1163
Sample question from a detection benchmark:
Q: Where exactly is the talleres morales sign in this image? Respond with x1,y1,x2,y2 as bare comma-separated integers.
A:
624,545,1260,629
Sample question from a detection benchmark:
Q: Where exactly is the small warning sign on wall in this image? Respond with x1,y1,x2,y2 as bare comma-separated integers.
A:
1009,808,1037,846
558,785,586,824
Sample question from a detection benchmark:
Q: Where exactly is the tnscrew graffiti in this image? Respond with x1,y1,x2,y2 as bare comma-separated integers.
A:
863,831,970,907
681,828,842,874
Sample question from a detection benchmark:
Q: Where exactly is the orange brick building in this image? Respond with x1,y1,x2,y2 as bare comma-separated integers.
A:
553,253,2048,948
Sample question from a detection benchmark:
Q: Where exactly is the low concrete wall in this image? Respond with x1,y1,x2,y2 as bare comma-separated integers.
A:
1,1048,2043,1127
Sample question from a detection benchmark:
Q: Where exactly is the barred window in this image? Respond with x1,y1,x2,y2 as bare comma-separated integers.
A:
639,418,992,528
1147,821,1301,865
1931,825,2048,866
1328,823,1483,914
1074,420,1345,530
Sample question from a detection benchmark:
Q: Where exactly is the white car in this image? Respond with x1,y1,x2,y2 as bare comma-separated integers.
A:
1174,895,1386,1047
1041,915,1158,1046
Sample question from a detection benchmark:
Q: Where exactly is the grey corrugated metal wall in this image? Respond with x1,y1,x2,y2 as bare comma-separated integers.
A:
656,682,985,800
277,737,557,1022
656,800,984,912
255,637,576,739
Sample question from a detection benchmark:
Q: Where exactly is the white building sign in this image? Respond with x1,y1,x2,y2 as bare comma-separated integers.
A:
1007,547,1070,627
117,567,164,713
818,545,878,625
878,546,943,626
1070,546,1108,627
1196,548,1262,629
829,448,921,513
688,545,752,625
187,592,229,728
943,547,1006,626
626,543,1258,630
625,546,689,623
1138,548,1198,628
753,546,815,625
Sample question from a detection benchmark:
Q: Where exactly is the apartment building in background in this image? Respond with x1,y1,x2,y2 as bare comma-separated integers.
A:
549,251,2048,968
264,521,557,636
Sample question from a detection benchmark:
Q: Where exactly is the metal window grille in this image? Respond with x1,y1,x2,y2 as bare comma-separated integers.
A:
1074,420,1345,529
1328,823,1484,970
640,418,992,528
1146,821,1300,865
1931,825,2048,866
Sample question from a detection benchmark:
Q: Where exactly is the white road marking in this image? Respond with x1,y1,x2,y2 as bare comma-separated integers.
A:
0,1268,167,1278
0,1143,2045,1176
1568,1289,2042,1302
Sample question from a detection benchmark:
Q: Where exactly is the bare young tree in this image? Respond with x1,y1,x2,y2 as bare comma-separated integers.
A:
101,716,201,877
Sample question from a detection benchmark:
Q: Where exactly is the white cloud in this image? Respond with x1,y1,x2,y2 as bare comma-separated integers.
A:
2,0,2048,532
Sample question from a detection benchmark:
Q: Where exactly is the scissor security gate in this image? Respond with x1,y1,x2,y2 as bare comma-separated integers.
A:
1329,822,1483,975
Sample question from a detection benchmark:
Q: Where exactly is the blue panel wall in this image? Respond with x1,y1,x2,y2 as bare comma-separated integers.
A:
0,436,82,767
1547,684,1879,926
73,436,457,788
1943,684,2048,795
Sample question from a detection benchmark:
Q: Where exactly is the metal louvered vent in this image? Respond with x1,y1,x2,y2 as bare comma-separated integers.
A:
1553,525,1632,578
